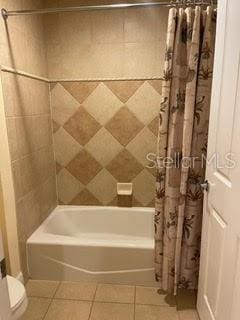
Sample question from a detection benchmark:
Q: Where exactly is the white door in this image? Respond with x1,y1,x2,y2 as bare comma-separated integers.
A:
197,1,240,320
0,230,11,320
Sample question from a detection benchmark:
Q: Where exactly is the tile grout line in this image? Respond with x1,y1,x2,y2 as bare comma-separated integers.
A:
133,286,136,320
87,283,98,320
42,281,62,320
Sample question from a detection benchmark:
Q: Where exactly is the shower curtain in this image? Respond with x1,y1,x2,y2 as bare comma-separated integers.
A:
155,6,216,294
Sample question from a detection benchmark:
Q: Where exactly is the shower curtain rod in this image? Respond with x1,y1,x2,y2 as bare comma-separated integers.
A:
1,1,217,19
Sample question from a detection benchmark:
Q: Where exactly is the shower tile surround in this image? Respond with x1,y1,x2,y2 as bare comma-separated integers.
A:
2,73,57,279
51,80,161,206
0,0,168,278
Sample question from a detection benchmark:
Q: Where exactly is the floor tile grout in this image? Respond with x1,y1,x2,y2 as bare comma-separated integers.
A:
88,282,98,320
42,281,61,320
25,280,198,320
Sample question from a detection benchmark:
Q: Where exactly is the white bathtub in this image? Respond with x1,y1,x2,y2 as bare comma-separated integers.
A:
27,206,158,286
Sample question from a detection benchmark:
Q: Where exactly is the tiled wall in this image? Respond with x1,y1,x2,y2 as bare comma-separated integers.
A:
2,72,57,278
51,79,162,206
0,0,57,278
43,0,168,79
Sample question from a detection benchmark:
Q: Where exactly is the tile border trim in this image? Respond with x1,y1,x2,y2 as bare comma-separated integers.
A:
0,66,163,82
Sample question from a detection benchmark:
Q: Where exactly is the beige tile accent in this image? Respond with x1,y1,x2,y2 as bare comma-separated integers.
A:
66,150,102,185
135,304,178,320
57,168,84,204
44,299,92,320
132,169,156,206
148,116,159,137
55,162,63,174
20,297,51,320
148,80,162,95
26,280,60,298
178,310,200,320
176,289,197,310
51,83,79,126
127,81,161,125
83,83,123,125
106,149,143,182
87,169,117,205
105,107,144,147
55,282,97,301
132,197,143,207
85,127,123,166
53,128,81,166
90,302,134,320
70,189,101,206
105,80,144,103
126,127,157,167
52,120,60,133
63,106,101,145
136,286,176,306
95,284,134,304
61,81,99,104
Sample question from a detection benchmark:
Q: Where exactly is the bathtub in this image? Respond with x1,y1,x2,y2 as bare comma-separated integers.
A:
27,206,158,286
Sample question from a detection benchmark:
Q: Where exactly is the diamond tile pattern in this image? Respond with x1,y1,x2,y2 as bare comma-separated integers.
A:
63,106,101,145
66,150,102,185
105,106,144,146
107,149,143,182
105,80,144,103
127,81,161,125
50,80,162,206
126,127,157,167
83,82,123,125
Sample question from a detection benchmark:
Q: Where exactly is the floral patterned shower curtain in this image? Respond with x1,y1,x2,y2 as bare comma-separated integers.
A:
155,6,216,294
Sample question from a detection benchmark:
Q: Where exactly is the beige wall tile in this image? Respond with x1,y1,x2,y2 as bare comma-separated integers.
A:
43,4,167,79
105,106,144,147
126,127,157,167
57,168,84,204
91,10,124,44
106,149,143,182
124,8,160,43
85,127,123,166
87,169,117,205
63,106,101,145
53,128,81,166
66,150,102,185
83,83,123,125
127,81,161,125
70,189,101,206
132,169,156,206
51,83,79,126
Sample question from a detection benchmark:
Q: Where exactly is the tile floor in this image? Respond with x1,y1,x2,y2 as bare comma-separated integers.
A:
21,280,199,320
